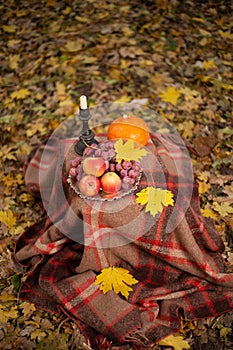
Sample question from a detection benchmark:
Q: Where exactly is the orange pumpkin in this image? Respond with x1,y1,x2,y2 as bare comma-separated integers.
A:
107,115,150,146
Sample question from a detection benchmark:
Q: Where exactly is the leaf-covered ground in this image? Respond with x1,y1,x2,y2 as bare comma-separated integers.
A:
0,0,233,349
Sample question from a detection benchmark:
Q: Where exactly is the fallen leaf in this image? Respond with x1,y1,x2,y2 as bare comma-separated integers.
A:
0,306,18,323
218,30,233,40
114,95,131,104
193,134,218,157
46,0,56,6
198,181,211,194
0,210,16,231
94,267,138,299
30,329,47,341
213,202,233,217
203,59,217,70
0,145,17,161
156,334,190,350
179,120,194,138
0,294,17,302
159,86,181,105
26,119,47,137
10,88,30,100
219,326,232,341
201,208,218,219
136,187,174,216
114,139,148,163
197,172,211,194
8,54,20,70
20,302,36,318
63,39,83,52
2,25,17,33
56,82,67,100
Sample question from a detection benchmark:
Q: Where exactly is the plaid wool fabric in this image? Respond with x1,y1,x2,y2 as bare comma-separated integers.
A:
14,133,233,349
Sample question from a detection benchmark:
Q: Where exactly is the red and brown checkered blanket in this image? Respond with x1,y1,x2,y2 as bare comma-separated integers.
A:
14,133,233,349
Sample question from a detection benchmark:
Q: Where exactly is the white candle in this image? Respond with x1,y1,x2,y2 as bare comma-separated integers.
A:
80,95,88,109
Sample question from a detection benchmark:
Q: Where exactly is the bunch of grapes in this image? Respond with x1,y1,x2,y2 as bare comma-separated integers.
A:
69,140,142,191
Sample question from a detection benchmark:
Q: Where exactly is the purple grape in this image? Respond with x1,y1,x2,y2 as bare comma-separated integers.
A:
108,149,116,158
122,176,132,184
69,167,77,177
105,141,114,149
128,169,140,178
101,151,109,160
105,160,110,170
71,156,81,167
90,143,98,148
116,163,122,171
109,163,116,172
128,169,135,178
94,149,102,157
130,177,136,185
84,147,93,156
100,143,107,149
76,164,82,174
122,161,132,170
120,169,128,178
76,167,84,181
132,162,141,171
122,182,130,190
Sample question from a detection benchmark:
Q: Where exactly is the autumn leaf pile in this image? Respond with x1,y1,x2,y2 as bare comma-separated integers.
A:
0,0,233,349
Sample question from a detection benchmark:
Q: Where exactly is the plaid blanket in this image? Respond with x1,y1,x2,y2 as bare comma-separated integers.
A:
14,133,233,349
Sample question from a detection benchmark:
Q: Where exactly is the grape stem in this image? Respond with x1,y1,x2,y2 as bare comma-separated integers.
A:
81,137,99,150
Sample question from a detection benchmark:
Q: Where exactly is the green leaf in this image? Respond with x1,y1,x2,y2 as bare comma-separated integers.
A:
11,274,22,292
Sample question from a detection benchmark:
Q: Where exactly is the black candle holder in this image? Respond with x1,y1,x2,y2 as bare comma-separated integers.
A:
74,98,99,155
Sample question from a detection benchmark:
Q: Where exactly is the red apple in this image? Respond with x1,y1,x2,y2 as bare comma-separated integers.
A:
82,157,106,177
100,172,122,194
79,175,100,197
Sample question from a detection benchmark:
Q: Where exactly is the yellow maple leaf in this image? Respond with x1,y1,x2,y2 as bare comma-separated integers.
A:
201,208,217,219
159,86,181,105
30,329,47,341
0,145,17,161
179,87,200,100
10,88,30,100
114,95,130,104
63,39,83,52
218,30,233,40
26,119,47,137
8,54,20,70
178,120,194,138
46,0,56,6
0,294,17,302
136,187,174,216
203,59,217,70
0,306,18,323
20,301,36,318
156,334,190,350
213,202,233,217
56,82,67,100
114,139,148,163
2,25,17,33
197,176,211,194
220,83,233,91
0,210,16,231
94,267,138,299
